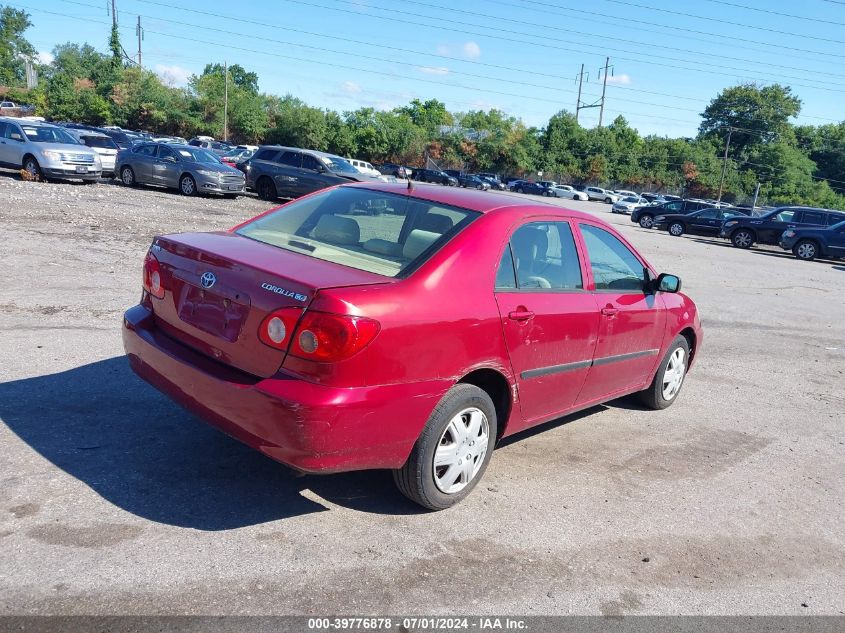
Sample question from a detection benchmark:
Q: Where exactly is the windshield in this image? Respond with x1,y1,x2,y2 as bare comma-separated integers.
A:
22,126,79,144
236,187,480,277
173,147,222,164
321,155,357,174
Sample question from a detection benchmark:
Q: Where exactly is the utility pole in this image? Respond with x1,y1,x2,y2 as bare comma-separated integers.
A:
717,126,733,203
136,16,142,66
598,56,611,128
223,61,229,142
751,181,761,213
575,63,585,123
111,0,117,26
575,63,601,123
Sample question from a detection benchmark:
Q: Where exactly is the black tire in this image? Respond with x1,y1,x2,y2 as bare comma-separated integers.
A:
638,335,690,410
731,229,754,249
393,383,497,510
638,214,654,229
516,187,524,193
668,222,685,237
179,174,197,196
793,239,818,261
23,156,42,181
605,197,613,203
476,184,483,190
256,177,277,201
120,166,135,187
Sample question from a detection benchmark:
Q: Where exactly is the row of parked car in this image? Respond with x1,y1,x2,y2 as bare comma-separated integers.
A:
628,196,845,263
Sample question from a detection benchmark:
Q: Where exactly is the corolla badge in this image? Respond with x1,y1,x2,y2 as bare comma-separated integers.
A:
200,272,217,289
261,282,308,302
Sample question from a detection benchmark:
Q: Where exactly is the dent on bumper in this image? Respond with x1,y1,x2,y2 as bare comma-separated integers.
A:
122,305,448,473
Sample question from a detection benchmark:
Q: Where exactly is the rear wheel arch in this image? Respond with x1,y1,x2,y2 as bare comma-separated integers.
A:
458,368,513,440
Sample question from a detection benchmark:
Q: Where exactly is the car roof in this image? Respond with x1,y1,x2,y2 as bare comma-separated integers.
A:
0,116,54,127
257,145,346,160
348,182,599,218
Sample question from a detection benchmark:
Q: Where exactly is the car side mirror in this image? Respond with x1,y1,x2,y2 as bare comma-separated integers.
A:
654,273,681,293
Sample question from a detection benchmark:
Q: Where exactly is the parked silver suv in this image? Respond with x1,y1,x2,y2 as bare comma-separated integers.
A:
0,117,102,181
117,142,245,197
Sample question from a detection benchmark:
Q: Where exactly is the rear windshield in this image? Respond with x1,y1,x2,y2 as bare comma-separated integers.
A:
236,187,480,277
81,135,118,149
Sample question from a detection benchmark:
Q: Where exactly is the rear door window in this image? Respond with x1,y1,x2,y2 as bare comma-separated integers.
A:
134,144,156,156
301,154,322,171
799,211,826,225
252,148,279,162
278,151,302,167
236,187,479,278
506,222,583,290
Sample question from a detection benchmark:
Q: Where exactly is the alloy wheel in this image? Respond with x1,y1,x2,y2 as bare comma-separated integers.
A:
180,175,195,195
733,230,753,248
669,223,684,236
796,242,816,260
432,407,489,495
639,215,654,228
661,348,686,401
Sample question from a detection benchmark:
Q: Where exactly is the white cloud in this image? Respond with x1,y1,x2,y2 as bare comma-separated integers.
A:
417,66,450,75
605,73,632,85
463,41,481,59
37,51,54,65
154,64,192,87
341,80,362,94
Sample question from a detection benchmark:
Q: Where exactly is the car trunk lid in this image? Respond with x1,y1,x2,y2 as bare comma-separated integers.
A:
149,231,390,377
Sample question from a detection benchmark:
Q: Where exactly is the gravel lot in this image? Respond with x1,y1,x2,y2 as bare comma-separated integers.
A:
1,172,843,616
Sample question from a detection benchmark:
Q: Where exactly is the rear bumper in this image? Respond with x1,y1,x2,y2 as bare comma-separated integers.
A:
122,304,448,473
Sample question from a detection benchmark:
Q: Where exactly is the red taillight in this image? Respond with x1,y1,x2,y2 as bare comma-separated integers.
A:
289,311,380,362
258,307,303,350
143,252,165,299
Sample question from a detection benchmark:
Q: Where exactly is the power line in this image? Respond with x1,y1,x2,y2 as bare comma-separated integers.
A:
61,0,845,122
283,0,845,91
596,0,845,43
129,0,845,81
492,0,845,60
700,0,845,26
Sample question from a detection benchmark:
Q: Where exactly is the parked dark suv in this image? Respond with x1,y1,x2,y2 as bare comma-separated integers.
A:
248,146,372,200
720,206,845,249
631,199,716,229
413,168,457,186
779,220,845,261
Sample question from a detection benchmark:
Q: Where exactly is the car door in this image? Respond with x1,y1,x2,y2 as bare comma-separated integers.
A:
1,121,26,166
827,223,845,257
152,145,180,187
494,220,600,430
688,208,722,235
756,208,798,244
272,150,303,197
575,222,666,404
0,122,11,165
130,144,157,182
300,153,335,195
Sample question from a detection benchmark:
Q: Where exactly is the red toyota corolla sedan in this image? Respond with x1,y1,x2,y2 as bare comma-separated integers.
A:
123,183,702,509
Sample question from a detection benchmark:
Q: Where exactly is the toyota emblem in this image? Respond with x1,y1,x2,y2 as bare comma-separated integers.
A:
200,272,217,289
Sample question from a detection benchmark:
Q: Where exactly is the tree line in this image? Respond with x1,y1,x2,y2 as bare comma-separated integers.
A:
1,6,843,207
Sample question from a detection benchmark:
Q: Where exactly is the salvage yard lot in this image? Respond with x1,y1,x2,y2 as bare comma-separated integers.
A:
0,174,843,615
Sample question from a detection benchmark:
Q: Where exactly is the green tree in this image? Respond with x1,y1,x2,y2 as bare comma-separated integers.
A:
0,6,36,86
699,84,801,158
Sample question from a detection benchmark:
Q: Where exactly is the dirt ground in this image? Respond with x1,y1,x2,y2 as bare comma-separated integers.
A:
1,172,843,615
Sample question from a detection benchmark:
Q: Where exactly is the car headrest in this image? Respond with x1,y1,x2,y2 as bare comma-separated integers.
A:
403,229,441,260
313,214,360,245
416,212,453,234
511,227,548,264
